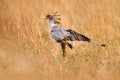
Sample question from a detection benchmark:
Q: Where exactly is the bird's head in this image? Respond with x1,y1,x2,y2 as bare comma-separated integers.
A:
44,14,53,19
44,12,61,24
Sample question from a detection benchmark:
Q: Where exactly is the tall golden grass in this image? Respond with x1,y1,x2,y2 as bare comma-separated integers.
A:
0,0,120,80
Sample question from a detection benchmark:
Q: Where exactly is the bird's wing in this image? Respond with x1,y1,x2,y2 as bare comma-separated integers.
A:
62,29,91,42
50,27,90,42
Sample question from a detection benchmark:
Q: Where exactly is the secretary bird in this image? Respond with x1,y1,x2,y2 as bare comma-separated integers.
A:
44,12,105,59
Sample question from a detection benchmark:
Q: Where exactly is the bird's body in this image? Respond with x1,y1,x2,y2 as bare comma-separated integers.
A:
45,13,105,59
51,27,69,42
49,15,90,43
51,27,91,42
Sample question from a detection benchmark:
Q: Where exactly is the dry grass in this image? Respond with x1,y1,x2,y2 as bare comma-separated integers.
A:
0,0,120,80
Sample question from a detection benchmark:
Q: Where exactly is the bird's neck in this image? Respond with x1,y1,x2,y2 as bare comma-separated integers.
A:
49,18,57,29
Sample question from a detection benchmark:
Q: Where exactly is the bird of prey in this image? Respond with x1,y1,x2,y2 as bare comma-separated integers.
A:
44,12,105,59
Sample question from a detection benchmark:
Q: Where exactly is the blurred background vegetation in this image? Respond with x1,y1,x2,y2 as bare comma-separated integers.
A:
0,0,120,80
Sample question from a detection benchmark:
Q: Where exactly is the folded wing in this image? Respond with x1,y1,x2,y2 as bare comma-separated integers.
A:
62,29,91,42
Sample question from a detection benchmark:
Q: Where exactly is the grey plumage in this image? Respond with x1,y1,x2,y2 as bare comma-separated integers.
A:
44,13,105,59
51,27,90,42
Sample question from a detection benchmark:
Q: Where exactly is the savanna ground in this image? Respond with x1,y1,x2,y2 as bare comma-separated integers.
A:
0,0,120,80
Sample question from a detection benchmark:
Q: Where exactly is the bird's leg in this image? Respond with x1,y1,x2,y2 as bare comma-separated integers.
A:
65,42,73,49
60,42,66,59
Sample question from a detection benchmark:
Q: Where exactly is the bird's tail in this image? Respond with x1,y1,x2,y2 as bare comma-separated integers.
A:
90,40,106,47
80,35,106,47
